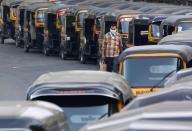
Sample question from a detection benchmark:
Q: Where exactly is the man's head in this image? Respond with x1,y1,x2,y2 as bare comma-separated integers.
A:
110,24,117,34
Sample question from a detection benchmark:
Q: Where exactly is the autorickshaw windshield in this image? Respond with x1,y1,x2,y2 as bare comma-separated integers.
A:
123,57,178,87
119,17,132,34
151,23,160,37
177,22,192,32
34,95,118,131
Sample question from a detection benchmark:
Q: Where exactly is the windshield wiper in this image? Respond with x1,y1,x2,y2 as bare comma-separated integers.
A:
150,69,177,92
98,113,108,119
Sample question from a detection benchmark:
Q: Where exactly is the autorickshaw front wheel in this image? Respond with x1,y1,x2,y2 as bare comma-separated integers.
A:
0,35,4,44
60,49,66,60
24,38,30,53
42,44,50,56
80,51,87,64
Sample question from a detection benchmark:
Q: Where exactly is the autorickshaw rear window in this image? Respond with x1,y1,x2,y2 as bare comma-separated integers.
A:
96,17,101,31
37,10,45,23
13,6,17,17
33,95,118,131
123,57,178,87
78,13,84,28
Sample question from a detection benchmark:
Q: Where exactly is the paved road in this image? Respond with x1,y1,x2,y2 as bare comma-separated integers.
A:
0,39,98,100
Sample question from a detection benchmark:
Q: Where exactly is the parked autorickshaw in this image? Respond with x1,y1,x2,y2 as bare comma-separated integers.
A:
23,2,55,52
160,15,192,38
43,4,76,56
118,45,192,96
15,1,48,47
0,0,23,44
59,5,84,60
0,101,68,131
78,7,100,64
81,101,192,131
158,30,192,47
26,70,133,131
128,14,167,46
58,5,86,60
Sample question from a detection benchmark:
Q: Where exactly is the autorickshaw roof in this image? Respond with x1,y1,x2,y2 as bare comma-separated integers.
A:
81,101,192,131
81,120,192,131
118,45,192,62
1,0,23,6
0,101,67,130
124,76,192,110
158,30,192,46
26,2,56,12
172,9,192,15
27,70,132,103
134,14,167,22
47,4,76,14
162,15,192,26
152,7,188,14
114,9,141,17
18,0,50,9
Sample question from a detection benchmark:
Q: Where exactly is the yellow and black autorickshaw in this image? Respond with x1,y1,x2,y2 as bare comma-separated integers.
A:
60,6,88,60
118,45,192,96
43,4,76,56
27,70,133,131
160,15,192,38
78,7,100,64
23,2,55,52
59,5,85,60
15,0,49,47
0,0,23,44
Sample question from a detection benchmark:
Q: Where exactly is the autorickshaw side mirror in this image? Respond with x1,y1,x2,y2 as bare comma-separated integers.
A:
140,31,149,36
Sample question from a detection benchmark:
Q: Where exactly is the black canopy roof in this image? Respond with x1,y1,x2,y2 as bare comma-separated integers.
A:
26,2,56,12
162,15,192,26
119,45,192,62
27,70,132,103
158,30,192,47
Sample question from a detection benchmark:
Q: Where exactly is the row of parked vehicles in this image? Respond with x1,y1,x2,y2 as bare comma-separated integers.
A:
1,0,192,130
1,0,192,64
2,66,192,131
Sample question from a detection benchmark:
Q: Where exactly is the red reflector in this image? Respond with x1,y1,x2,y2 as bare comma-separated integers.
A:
57,10,65,15
56,90,86,94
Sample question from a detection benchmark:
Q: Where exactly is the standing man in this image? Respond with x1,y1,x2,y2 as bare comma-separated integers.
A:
101,24,122,72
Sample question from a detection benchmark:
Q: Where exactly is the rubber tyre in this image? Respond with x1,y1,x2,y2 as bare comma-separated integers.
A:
43,45,49,56
80,52,86,64
0,35,4,44
60,49,66,60
24,38,29,53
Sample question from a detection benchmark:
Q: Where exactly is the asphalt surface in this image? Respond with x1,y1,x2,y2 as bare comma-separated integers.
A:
0,39,98,100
